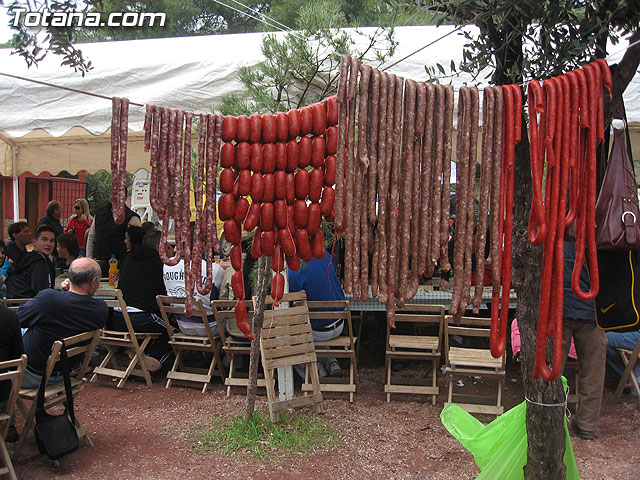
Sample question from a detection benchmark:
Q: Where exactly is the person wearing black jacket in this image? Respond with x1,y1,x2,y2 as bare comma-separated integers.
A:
6,225,56,298
109,230,170,370
37,201,64,238
0,305,24,442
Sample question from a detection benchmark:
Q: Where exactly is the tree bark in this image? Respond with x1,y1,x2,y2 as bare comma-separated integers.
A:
244,255,272,420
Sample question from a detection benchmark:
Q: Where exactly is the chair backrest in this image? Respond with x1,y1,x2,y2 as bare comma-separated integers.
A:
94,287,140,338
387,304,445,350
259,296,316,370
257,291,308,310
307,300,355,348
0,354,27,434
3,298,31,311
444,315,505,368
156,295,222,343
43,329,102,384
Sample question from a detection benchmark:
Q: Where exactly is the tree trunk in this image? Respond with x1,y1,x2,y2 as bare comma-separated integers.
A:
244,255,272,420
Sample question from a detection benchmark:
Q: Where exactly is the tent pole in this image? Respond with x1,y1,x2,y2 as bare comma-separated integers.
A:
0,132,19,221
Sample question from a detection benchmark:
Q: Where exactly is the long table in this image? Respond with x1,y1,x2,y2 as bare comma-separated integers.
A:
346,288,517,312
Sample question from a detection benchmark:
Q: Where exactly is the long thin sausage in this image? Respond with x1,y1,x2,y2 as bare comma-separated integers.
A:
357,64,372,169
440,86,454,272
431,85,445,267
420,83,436,278
367,68,381,224
335,55,350,233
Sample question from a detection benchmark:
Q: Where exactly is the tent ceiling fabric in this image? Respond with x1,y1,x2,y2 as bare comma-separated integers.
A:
0,25,638,177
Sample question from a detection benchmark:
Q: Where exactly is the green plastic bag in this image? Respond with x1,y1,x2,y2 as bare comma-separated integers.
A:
440,378,579,479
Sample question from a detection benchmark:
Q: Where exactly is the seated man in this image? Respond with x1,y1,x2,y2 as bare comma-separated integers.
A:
6,225,56,298
606,330,640,389
110,230,170,371
5,221,32,264
288,249,345,377
18,258,108,388
163,251,225,337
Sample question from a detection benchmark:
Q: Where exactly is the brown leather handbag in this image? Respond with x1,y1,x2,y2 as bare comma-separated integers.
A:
595,119,640,250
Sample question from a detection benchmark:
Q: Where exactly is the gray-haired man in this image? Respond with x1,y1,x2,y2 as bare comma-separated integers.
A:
18,257,108,388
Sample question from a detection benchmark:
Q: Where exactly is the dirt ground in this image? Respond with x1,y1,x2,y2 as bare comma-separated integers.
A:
10,339,640,480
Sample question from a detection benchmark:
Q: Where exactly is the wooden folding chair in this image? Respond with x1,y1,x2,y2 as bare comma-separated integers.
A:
211,300,267,396
444,315,506,415
90,288,161,387
156,295,226,393
384,304,444,404
256,291,323,422
14,330,100,458
2,299,30,312
302,300,358,402
614,335,640,404
0,355,26,480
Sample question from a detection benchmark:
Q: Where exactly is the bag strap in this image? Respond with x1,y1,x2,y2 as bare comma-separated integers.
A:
35,340,76,426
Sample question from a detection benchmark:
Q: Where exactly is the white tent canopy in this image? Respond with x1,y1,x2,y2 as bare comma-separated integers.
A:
1,24,638,178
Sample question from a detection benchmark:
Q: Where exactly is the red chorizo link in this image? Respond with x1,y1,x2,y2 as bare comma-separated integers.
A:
262,143,276,173
312,103,327,136
249,113,262,144
262,173,275,202
324,155,336,186
285,173,295,205
311,136,325,168
288,108,301,139
326,96,339,126
251,227,262,258
286,139,299,172
325,126,338,156
250,143,263,172
236,115,250,143
312,230,325,260
275,142,287,171
276,112,288,142
234,197,250,225
262,114,276,143
299,106,313,137
222,115,237,143
298,136,312,168
244,202,261,232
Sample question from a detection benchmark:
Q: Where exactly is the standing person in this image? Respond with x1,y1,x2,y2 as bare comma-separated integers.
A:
163,251,225,337
562,241,606,440
18,257,107,388
288,249,345,377
86,202,141,276
37,201,64,238
0,305,24,442
5,222,32,264
65,198,93,254
56,233,80,270
110,230,169,371
6,225,56,299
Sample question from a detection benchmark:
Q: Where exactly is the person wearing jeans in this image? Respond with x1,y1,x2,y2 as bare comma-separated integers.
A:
605,331,640,385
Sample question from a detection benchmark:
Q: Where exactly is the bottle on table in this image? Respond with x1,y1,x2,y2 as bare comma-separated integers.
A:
108,254,119,287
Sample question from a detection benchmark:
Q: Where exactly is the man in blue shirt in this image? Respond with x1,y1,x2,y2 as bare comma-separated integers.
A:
18,257,108,388
288,249,345,377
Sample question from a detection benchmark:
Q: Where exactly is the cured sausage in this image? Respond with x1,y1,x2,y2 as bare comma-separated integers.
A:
234,197,250,224
312,137,326,167
309,168,324,202
251,227,262,258
320,186,335,217
357,64,372,169
295,228,313,261
235,300,253,341
236,115,250,143
249,113,263,144
325,126,338,156
367,68,381,224
262,114,276,143
286,140,299,172
251,172,264,202
430,85,445,268
250,143,263,172
288,108,301,139
219,193,235,220
286,253,301,271
307,203,322,236
334,55,350,233
260,202,275,231
224,219,241,245
295,168,310,199
143,105,153,152
419,83,435,278
244,202,261,231
440,85,455,272
294,199,308,228
276,112,288,142
274,170,287,200
237,169,251,196
326,96,339,126
312,102,327,136
221,142,235,168
262,174,275,202
278,228,296,257
219,168,235,193
230,244,243,271
299,106,313,136
222,115,237,143
271,246,284,272
261,230,275,256
275,142,287,171
285,173,295,205
271,273,285,303
324,155,336,186
262,143,276,173
232,270,245,299
311,230,325,259
298,136,312,168
274,199,288,229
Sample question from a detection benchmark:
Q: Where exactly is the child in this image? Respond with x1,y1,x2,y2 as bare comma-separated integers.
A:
0,241,12,298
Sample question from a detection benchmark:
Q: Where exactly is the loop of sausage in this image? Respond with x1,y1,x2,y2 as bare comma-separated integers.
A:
385,75,405,327
472,87,495,312
335,55,350,233
527,80,547,245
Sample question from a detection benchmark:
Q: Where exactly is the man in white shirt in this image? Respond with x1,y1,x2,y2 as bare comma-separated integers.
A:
163,258,225,336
